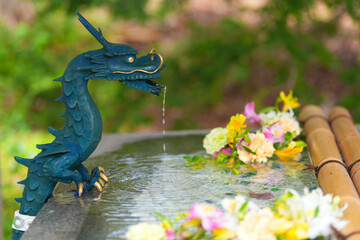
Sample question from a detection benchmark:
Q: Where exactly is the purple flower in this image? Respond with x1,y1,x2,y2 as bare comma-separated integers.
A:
264,123,284,143
214,147,232,158
243,102,261,125
188,203,225,231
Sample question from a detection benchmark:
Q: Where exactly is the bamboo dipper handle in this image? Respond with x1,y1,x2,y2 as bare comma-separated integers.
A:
329,106,360,196
300,105,360,239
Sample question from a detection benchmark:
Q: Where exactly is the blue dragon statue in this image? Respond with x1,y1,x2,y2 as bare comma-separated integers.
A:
11,12,165,239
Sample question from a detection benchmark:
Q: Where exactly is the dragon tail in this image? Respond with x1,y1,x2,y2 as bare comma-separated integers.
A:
12,154,57,240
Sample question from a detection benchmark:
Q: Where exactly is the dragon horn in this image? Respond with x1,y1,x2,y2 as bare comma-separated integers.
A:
76,11,110,49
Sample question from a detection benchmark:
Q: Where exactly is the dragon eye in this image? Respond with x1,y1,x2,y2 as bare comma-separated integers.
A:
128,57,134,63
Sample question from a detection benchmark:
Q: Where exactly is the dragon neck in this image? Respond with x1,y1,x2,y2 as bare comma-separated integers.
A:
57,70,103,153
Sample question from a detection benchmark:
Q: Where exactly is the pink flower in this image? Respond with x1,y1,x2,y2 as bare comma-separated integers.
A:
243,102,261,125
235,136,252,151
188,203,225,231
214,147,232,158
264,123,284,143
166,229,176,240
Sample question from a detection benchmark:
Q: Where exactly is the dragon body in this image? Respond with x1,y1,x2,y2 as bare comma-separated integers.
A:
12,12,165,239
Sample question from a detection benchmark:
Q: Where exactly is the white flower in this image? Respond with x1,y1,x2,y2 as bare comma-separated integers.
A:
237,132,274,163
126,222,165,240
236,208,277,240
203,127,228,155
221,195,259,215
259,109,301,136
279,188,348,238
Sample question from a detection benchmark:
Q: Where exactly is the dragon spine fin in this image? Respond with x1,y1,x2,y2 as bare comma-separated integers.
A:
14,156,29,167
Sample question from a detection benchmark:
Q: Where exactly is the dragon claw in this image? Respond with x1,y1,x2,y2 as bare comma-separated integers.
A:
98,178,105,187
78,183,84,197
94,182,103,192
98,166,106,174
100,172,109,182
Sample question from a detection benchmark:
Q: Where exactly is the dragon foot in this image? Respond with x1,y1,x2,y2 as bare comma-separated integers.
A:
76,166,109,196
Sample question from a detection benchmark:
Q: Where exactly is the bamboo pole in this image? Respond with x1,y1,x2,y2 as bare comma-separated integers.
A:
299,105,360,239
329,106,360,197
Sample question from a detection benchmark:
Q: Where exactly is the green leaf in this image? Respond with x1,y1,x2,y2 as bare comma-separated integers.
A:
284,131,293,141
295,141,307,148
216,152,230,163
155,212,174,229
183,156,192,162
273,142,281,150
259,106,276,113
184,156,205,165
242,128,250,136
242,145,256,155
231,168,241,175
314,206,319,217
192,156,205,161
276,235,287,240
243,135,251,143
237,200,249,220
174,212,188,223
154,212,168,222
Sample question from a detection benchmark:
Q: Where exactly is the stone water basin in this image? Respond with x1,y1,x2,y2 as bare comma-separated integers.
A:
22,131,318,240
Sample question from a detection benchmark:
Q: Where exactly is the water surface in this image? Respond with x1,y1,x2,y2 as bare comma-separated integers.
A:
71,134,318,239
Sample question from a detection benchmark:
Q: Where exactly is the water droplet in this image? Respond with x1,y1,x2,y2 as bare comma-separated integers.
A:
162,87,167,156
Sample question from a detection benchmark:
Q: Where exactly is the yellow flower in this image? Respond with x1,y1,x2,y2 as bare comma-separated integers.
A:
212,228,237,240
275,142,303,161
285,222,309,240
280,90,300,112
226,114,247,144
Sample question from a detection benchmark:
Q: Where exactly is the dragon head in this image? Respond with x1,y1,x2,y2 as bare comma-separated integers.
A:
77,12,165,96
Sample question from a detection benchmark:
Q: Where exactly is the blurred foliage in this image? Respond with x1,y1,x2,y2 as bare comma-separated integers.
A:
1,0,360,239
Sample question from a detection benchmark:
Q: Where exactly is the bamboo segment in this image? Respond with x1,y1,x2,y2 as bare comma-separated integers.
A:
329,106,360,196
300,105,360,239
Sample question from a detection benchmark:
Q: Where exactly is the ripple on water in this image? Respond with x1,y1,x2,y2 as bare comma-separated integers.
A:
81,135,318,239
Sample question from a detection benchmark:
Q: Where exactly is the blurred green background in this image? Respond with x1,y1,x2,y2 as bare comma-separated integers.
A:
1,0,360,238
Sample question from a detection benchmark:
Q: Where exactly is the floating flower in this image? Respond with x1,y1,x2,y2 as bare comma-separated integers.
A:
264,123,284,144
212,228,237,239
188,203,226,231
284,222,309,240
126,222,166,240
243,102,261,125
165,230,176,240
237,132,274,163
274,188,348,239
236,207,277,240
275,141,303,161
278,118,301,137
126,188,347,240
280,90,300,112
203,127,228,155
259,110,280,126
221,196,259,215
259,109,301,137
227,114,247,144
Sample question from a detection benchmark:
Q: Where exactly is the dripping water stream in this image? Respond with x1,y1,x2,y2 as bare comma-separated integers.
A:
162,86,167,154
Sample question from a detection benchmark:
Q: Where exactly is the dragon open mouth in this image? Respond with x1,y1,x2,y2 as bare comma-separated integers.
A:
109,49,165,96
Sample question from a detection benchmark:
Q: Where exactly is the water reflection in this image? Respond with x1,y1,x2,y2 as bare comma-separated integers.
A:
79,135,318,239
